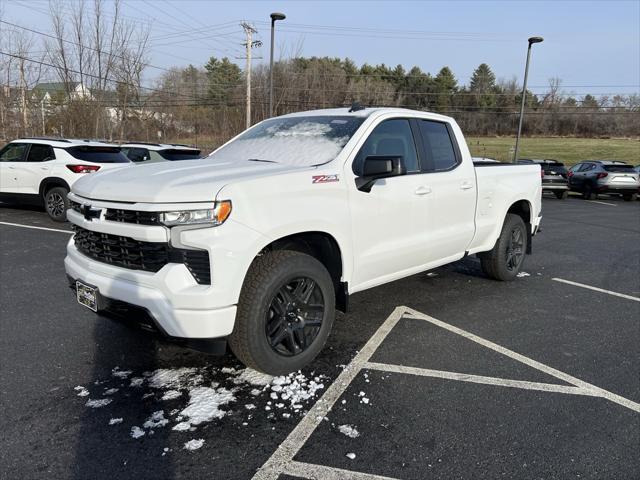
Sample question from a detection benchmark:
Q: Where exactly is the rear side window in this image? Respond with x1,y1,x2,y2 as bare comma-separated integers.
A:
353,119,419,175
27,144,55,162
418,120,459,172
0,143,28,162
603,164,634,172
543,163,566,173
66,146,130,163
122,147,151,162
157,149,202,161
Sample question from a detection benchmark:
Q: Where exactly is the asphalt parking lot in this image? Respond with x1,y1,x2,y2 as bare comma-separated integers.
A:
1,194,638,480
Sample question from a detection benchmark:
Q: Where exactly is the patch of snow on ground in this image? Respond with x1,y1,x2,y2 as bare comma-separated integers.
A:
172,422,191,431
184,439,204,451
112,367,133,379
129,377,144,387
143,410,169,429
179,386,235,427
161,390,182,401
104,388,119,395
517,271,530,278
147,368,198,390
85,398,112,408
109,418,123,425
130,426,145,438
346,452,356,460
233,368,273,386
338,424,360,438
74,386,89,397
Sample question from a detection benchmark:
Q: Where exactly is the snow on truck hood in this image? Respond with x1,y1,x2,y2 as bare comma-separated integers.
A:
72,157,306,203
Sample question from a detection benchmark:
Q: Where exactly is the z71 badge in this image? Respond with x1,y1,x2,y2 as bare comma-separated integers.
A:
312,174,339,184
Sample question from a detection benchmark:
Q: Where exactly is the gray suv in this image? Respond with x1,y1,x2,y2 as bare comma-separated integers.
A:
568,160,639,201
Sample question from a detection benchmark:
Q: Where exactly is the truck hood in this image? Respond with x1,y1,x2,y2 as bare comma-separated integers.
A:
72,158,307,203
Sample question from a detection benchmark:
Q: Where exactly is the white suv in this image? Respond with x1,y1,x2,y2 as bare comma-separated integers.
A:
0,138,131,221
120,143,202,163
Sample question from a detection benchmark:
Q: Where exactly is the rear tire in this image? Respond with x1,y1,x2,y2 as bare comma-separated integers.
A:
479,213,528,281
622,193,637,202
229,250,336,375
555,190,568,200
44,187,69,222
582,184,595,200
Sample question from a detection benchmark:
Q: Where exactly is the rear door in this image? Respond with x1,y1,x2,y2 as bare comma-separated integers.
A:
414,119,476,262
0,143,29,193
15,143,56,194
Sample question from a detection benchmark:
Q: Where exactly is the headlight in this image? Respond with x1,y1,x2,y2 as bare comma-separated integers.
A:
160,200,232,227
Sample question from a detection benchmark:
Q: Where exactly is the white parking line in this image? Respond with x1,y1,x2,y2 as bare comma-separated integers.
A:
552,278,640,302
253,306,640,480
586,200,617,206
284,461,398,480
0,221,72,234
365,362,595,397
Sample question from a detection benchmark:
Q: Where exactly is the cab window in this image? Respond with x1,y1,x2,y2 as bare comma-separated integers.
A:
352,119,419,175
0,143,28,162
418,120,459,172
27,144,55,162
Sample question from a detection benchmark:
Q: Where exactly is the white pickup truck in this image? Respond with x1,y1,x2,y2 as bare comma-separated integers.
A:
64,107,542,374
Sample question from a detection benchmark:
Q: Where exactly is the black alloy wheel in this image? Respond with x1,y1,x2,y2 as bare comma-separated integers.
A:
266,277,324,356
505,226,525,272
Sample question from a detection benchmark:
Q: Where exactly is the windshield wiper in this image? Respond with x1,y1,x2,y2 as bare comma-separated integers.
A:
248,158,278,163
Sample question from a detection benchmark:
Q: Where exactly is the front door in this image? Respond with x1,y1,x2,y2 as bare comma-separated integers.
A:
348,118,432,290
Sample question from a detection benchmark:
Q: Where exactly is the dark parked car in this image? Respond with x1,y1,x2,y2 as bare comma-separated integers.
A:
568,160,639,201
517,158,569,199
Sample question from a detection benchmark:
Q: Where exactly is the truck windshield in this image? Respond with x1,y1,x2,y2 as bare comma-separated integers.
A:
209,116,365,166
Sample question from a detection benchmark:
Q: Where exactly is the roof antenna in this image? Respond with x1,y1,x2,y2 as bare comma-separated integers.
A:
348,101,365,112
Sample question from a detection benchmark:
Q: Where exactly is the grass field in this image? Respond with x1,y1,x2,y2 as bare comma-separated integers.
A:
467,137,640,166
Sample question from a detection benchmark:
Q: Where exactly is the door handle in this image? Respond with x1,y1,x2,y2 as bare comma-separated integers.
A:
40,167,48,170
414,186,432,195
460,182,474,190
8,166,16,169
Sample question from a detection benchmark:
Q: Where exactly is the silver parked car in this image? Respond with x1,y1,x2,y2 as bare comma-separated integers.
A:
568,160,639,201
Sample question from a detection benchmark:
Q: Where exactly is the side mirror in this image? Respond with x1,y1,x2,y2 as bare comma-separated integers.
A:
357,155,406,192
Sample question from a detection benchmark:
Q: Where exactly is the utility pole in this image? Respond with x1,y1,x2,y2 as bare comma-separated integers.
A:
41,98,45,135
19,58,28,135
240,22,261,129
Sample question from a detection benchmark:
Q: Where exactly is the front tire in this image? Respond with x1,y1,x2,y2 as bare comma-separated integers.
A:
479,213,528,281
229,250,336,375
44,187,69,222
622,193,637,202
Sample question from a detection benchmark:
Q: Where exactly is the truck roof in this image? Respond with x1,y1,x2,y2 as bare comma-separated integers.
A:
279,107,454,122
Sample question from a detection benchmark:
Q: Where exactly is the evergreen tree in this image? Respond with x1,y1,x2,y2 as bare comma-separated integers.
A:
469,63,497,110
204,57,241,105
434,67,457,112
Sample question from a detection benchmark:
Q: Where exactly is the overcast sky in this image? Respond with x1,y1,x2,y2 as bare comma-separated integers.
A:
4,0,639,95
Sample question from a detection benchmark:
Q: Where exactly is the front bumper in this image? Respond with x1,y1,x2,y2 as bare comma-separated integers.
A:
596,184,640,194
65,245,237,339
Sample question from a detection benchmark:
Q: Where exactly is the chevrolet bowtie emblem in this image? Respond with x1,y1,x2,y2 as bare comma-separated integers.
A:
83,205,101,221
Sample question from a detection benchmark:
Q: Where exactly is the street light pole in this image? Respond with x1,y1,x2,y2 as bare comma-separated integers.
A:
513,36,543,163
269,12,286,117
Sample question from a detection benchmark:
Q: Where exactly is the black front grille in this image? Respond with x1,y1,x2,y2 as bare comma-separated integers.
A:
105,209,161,225
73,226,211,284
